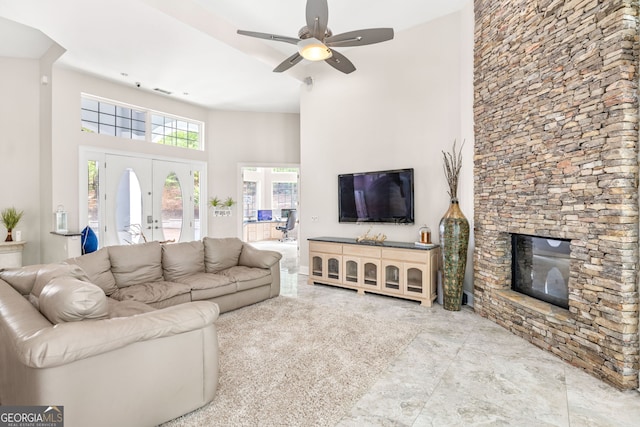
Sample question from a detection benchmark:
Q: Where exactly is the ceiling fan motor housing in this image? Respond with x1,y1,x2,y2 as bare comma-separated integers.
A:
298,26,332,40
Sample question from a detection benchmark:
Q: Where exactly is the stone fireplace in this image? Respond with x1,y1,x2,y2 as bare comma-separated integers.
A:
473,0,639,390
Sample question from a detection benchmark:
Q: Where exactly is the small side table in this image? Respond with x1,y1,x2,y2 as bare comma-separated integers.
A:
50,231,82,259
0,241,26,269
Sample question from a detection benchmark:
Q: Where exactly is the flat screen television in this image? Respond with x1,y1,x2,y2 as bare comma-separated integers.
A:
338,168,415,224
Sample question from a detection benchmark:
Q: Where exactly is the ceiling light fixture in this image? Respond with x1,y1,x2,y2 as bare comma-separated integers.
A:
297,38,332,61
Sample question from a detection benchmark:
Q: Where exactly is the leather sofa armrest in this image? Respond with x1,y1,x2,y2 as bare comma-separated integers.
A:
238,244,282,269
12,301,219,369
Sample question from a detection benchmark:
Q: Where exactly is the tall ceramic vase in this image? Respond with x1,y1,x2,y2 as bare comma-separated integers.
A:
5,229,12,242
439,199,469,311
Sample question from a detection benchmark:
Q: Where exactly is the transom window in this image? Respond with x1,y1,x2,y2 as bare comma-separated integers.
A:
80,94,204,150
81,98,146,140
151,114,200,149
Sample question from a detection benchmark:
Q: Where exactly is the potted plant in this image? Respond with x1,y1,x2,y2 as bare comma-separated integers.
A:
223,197,236,208
209,196,235,216
209,196,222,209
1,207,24,242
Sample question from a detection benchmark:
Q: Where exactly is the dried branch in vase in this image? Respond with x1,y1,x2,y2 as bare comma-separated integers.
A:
442,139,465,201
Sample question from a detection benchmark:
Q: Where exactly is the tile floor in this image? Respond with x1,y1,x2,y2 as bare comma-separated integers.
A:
252,241,640,426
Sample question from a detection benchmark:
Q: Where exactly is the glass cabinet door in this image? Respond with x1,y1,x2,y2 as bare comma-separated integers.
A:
383,263,402,294
311,255,323,278
405,266,424,295
345,259,358,284
327,257,341,281
362,260,380,289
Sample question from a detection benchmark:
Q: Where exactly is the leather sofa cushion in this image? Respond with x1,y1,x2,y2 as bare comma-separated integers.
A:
66,247,118,296
203,237,243,273
162,241,205,281
220,266,272,291
174,272,233,290
0,264,47,295
180,273,237,300
39,277,109,324
109,242,163,287
111,281,191,305
106,298,156,318
31,264,92,308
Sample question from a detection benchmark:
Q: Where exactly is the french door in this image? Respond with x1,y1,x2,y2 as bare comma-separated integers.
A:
103,154,200,246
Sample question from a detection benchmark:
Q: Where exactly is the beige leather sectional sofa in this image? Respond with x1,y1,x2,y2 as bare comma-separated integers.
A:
0,237,282,427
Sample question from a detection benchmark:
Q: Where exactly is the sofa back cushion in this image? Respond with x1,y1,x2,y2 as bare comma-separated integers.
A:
65,247,117,296
162,241,205,281
203,237,243,273
0,264,47,295
39,277,109,324
108,241,163,288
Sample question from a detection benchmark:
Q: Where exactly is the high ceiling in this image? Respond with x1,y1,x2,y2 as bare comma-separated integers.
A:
0,0,468,113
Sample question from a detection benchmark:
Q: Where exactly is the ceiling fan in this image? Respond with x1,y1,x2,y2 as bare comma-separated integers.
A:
237,0,394,74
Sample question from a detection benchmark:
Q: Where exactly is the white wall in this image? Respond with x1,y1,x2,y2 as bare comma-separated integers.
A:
51,66,210,227
299,6,475,297
0,60,300,263
207,110,300,238
0,57,41,265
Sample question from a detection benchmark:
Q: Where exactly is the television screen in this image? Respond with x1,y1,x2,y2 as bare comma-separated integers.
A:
338,168,414,224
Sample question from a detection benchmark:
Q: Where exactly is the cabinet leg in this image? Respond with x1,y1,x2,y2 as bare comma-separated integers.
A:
357,289,365,296
420,299,433,307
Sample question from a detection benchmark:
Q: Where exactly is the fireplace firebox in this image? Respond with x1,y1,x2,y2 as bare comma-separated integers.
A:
511,234,570,309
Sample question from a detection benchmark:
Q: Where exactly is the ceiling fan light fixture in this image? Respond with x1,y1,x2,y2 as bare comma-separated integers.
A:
298,38,332,61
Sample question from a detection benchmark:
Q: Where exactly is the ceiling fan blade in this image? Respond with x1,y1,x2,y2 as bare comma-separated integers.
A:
237,30,299,45
324,50,356,74
306,0,329,40
273,52,304,73
325,28,394,47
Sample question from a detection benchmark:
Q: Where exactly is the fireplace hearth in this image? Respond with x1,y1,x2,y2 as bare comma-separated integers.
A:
511,234,570,309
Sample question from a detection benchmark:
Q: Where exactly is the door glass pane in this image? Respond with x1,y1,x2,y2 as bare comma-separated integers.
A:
116,168,144,244
87,160,100,238
162,172,183,243
193,170,200,240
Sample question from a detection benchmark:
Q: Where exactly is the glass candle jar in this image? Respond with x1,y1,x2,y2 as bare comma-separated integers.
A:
419,225,431,244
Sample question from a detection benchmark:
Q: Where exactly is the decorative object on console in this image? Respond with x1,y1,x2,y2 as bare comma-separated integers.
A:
439,140,469,311
418,225,432,244
54,205,68,234
1,207,24,242
355,226,387,244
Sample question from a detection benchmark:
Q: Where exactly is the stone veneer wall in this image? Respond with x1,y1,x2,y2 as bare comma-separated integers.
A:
473,0,639,389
